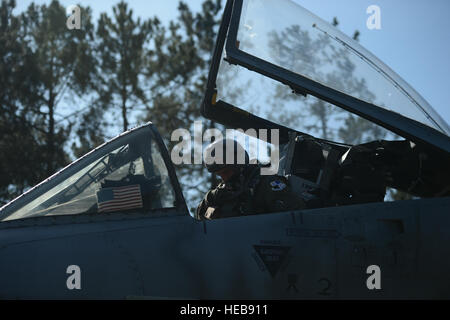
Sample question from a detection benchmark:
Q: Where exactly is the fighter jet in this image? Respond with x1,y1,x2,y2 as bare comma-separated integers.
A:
1,0,449,299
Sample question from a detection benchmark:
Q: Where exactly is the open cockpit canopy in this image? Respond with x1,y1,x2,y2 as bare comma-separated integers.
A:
202,0,450,153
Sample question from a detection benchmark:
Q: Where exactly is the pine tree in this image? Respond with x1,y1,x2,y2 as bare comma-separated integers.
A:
19,0,96,176
0,0,43,203
95,1,157,133
141,0,223,213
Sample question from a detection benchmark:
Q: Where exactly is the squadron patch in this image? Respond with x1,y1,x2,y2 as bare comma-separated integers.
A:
270,180,286,191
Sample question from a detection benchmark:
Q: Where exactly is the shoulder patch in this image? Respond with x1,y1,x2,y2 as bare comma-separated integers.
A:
270,180,286,191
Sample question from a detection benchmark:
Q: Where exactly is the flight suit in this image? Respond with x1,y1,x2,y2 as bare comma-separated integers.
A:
196,165,306,220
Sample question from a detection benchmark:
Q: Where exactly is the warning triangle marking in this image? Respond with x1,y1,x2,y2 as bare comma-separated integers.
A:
253,245,291,278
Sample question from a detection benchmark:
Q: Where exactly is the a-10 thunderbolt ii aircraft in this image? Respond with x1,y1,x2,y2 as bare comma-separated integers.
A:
1,0,449,299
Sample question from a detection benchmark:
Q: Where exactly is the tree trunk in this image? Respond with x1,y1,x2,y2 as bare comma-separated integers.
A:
121,96,128,132
47,89,55,176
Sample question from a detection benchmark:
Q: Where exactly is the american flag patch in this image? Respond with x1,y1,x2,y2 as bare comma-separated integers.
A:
96,184,143,213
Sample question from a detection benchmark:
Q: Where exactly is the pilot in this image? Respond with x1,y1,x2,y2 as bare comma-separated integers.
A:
195,139,306,220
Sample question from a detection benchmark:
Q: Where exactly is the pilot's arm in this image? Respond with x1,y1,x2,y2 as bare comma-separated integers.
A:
195,183,243,220
195,189,216,220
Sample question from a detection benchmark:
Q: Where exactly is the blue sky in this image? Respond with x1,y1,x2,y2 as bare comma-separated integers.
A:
14,0,450,125
295,0,450,126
